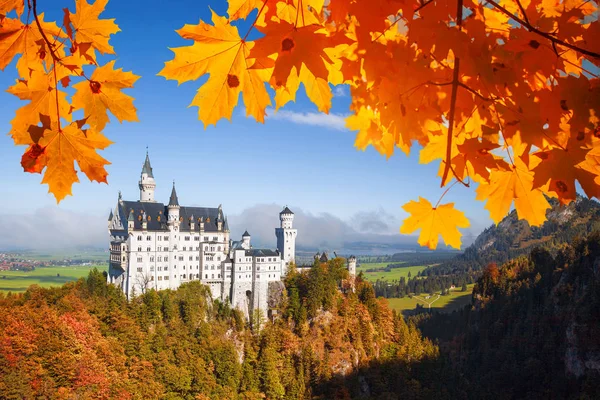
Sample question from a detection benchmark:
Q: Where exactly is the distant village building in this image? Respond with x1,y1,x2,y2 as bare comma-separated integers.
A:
107,152,297,317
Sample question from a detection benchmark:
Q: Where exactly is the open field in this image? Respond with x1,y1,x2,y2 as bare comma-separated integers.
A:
0,265,108,293
357,262,427,282
385,284,475,314
10,250,107,262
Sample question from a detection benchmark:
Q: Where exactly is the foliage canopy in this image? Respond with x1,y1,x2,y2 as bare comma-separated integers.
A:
2,0,600,248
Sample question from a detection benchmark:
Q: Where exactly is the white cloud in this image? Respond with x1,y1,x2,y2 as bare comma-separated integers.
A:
0,207,106,250
267,109,348,131
333,86,346,97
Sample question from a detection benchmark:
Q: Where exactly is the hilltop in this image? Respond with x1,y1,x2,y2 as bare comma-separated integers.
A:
430,196,600,275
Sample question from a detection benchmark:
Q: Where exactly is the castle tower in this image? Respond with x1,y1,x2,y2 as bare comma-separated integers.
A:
168,182,180,229
139,151,156,202
276,206,297,266
347,255,356,277
242,230,251,249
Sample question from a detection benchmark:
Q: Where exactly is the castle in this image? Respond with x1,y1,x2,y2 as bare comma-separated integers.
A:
107,152,297,317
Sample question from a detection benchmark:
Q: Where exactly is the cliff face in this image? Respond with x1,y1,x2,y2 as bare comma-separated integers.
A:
456,234,600,399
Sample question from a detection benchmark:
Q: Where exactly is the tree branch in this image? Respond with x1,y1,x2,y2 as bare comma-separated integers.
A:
31,0,61,63
441,0,463,188
486,0,600,59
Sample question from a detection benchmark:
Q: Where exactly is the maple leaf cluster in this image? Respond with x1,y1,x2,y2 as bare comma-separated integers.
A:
160,0,600,249
1,0,139,201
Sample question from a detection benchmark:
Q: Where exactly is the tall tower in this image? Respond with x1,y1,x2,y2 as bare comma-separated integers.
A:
139,151,156,202
276,206,297,266
347,255,356,277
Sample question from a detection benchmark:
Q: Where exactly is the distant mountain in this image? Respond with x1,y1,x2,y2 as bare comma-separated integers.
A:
432,196,600,275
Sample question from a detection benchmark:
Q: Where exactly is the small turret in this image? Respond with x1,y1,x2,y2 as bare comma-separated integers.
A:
347,255,356,277
242,230,251,249
127,210,135,231
217,204,223,231
168,181,180,228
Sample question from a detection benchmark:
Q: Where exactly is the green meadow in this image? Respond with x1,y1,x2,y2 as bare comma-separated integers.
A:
385,284,475,314
357,262,428,282
0,265,108,293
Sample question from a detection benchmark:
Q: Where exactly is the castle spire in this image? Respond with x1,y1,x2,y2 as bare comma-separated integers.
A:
169,181,179,207
142,149,153,178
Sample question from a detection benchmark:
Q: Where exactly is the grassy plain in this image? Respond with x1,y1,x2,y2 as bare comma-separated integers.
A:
0,265,108,293
385,284,475,314
357,262,428,282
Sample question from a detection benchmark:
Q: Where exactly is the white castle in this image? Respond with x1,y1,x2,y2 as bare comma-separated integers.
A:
107,152,297,317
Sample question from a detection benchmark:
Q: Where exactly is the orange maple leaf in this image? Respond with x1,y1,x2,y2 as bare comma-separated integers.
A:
0,0,24,17
32,121,113,202
72,60,139,131
400,197,470,250
68,0,120,56
158,11,271,127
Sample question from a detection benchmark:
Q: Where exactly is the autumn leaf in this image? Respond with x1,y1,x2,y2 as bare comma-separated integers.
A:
72,60,140,131
68,0,120,55
400,197,470,250
36,122,113,202
158,10,271,127
0,0,24,16
476,155,551,226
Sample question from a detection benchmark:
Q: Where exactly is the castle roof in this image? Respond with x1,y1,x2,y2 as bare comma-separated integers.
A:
142,152,153,177
108,210,113,221
280,206,294,215
245,249,280,257
169,184,179,207
117,200,223,232
242,230,251,237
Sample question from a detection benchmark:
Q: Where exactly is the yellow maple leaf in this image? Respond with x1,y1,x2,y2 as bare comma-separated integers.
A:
400,197,470,250
72,60,140,131
7,70,71,131
69,0,120,55
36,122,113,202
476,155,551,226
159,11,271,127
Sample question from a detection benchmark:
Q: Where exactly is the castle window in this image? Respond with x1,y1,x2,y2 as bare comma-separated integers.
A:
147,216,151,221
217,246,221,251
137,246,142,251
213,237,217,241
179,216,183,222
147,247,151,251
164,236,168,240
157,236,162,241
204,237,208,241
150,256,155,262
196,274,199,278
196,256,199,261
185,236,190,241
150,276,154,281
179,256,183,261
164,266,168,271
157,216,161,221
137,235,142,240
205,274,208,279
189,256,193,261
157,247,162,252
137,267,143,272
206,217,210,223
147,236,151,240
137,257,142,262
158,256,162,262
183,246,186,251
194,237,199,241
158,276,162,281
138,215,142,221
211,274,214,279
164,276,169,280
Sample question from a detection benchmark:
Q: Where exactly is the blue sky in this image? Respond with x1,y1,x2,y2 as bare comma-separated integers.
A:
0,0,494,249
